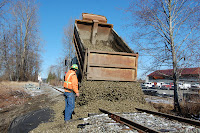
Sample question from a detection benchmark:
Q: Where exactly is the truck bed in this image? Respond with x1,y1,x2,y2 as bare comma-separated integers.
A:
73,14,138,82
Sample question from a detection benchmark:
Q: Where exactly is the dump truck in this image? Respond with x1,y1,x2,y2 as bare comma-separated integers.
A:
72,13,138,84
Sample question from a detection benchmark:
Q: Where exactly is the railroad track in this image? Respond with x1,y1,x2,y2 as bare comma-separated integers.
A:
99,108,160,133
99,108,200,133
135,108,200,127
49,85,64,94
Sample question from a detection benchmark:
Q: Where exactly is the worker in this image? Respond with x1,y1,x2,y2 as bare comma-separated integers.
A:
63,64,80,123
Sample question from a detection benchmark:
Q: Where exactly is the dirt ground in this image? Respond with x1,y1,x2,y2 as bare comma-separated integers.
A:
0,81,62,133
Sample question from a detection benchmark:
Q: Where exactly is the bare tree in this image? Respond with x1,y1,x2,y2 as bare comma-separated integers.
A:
47,64,63,86
125,0,200,112
0,0,10,68
0,0,14,80
57,57,66,80
0,0,9,19
62,18,75,71
0,0,41,81
11,0,41,81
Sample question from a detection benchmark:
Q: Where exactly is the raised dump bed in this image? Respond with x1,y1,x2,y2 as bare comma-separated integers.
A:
73,13,138,82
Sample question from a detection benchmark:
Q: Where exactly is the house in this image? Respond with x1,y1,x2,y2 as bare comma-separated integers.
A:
147,67,200,83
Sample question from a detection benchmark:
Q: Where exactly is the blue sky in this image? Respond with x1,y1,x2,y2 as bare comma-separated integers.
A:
38,0,141,78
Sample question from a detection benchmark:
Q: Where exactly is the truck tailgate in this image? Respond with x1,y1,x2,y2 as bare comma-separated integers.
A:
86,50,138,81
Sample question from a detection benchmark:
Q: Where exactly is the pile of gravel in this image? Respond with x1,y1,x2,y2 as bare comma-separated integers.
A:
77,78,146,105
82,39,119,52
73,76,154,118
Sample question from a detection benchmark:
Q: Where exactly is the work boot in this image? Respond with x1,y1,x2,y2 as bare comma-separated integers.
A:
64,119,73,124
65,121,69,124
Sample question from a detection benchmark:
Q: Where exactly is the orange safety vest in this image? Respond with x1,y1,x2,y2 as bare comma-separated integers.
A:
63,70,79,93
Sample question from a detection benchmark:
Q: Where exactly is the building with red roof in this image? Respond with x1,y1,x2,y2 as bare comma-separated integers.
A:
148,67,200,82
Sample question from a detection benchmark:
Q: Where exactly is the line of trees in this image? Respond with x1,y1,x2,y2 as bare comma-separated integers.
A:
46,62,63,86
0,0,41,81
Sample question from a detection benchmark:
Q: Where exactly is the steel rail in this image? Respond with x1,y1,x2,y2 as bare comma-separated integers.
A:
99,108,161,133
135,108,200,127
49,85,64,94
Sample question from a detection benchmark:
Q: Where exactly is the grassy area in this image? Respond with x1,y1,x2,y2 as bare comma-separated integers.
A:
0,81,38,109
180,96,200,118
146,95,200,118
48,79,63,86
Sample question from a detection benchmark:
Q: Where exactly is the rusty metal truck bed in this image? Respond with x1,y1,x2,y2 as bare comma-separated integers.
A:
73,13,138,82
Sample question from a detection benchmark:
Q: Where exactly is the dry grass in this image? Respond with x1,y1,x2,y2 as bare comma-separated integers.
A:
0,81,38,109
146,95,200,117
0,81,38,90
180,96,200,117
144,95,174,114
150,102,174,114
48,79,62,86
